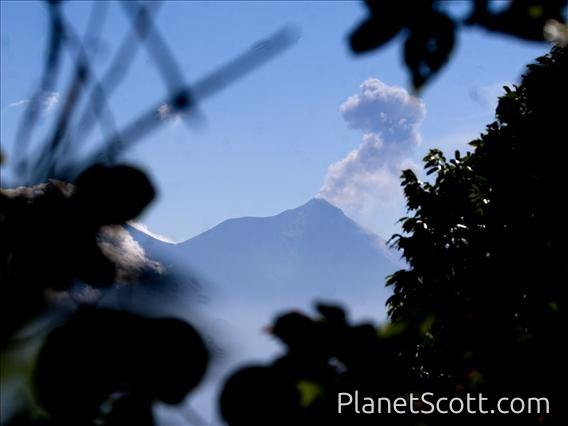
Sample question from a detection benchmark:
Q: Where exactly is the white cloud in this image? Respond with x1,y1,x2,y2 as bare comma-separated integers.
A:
129,221,177,244
42,91,59,112
156,103,183,125
340,78,425,148
98,225,164,284
319,79,425,229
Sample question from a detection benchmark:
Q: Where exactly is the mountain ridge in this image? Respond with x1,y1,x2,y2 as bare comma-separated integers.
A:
130,197,400,311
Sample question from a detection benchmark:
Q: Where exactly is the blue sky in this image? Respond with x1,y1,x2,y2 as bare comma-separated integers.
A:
0,1,552,242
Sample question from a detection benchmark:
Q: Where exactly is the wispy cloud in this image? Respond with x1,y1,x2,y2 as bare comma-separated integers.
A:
156,103,184,126
42,91,60,112
318,79,425,230
7,99,30,108
129,221,177,244
5,91,60,112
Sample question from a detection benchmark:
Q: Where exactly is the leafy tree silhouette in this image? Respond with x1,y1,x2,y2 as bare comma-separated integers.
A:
387,44,567,424
220,46,567,426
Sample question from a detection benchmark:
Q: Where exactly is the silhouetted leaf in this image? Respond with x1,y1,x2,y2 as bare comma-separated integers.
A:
403,11,456,90
349,17,403,53
296,380,324,408
350,0,438,55
72,164,155,225
220,366,302,426
33,309,208,424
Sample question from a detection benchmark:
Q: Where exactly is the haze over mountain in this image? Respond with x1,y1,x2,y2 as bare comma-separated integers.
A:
130,197,400,317
130,198,405,422
128,197,401,379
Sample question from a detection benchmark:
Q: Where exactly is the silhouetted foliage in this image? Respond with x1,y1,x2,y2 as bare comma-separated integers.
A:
219,303,421,425
33,308,208,425
350,0,567,90
220,365,303,426
387,45,567,423
220,46,567,425
0,164,155,346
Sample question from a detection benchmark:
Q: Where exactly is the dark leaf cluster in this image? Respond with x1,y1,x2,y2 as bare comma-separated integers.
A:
219,304,417,425
350,0,567,90
32,308,208,426
0,164,154,347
